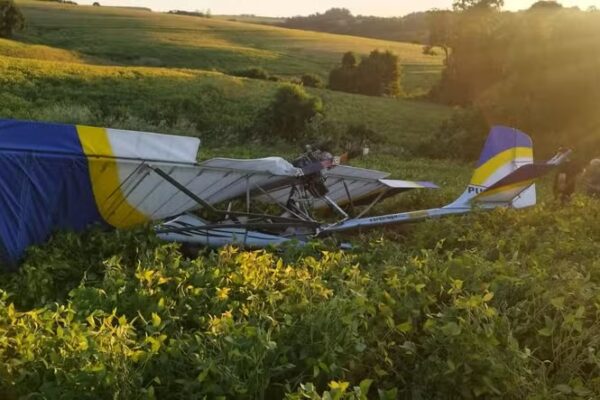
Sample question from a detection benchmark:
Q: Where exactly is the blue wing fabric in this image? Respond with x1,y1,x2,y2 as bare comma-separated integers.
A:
0,120,105,269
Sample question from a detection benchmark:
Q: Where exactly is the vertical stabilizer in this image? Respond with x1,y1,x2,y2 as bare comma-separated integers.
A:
444,126,534,209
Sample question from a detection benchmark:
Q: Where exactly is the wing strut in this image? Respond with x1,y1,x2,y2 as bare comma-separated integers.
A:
356,189,389,219
148,165,318,226
342,180,355,215
149,165,219,214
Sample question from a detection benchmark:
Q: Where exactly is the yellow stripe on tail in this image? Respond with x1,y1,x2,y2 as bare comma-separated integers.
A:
471,147,533,186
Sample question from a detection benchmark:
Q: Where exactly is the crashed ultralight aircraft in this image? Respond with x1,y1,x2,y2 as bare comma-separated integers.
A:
0,119,569,269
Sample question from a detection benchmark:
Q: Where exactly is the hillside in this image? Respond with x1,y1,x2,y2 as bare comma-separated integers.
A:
1,1,457,198
1,1,453,156
14,0,443,96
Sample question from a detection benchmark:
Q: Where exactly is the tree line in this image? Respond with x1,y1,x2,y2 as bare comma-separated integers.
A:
281,8,429,44
427,0,600,160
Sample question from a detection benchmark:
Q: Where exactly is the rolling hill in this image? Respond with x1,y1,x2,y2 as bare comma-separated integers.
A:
1,0,454,159
14,0,444,96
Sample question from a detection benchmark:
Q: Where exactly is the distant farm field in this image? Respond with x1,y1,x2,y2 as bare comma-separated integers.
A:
14,0,444,96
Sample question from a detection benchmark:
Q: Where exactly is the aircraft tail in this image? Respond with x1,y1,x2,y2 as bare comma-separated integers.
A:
444,126,569,210
319,126,570,235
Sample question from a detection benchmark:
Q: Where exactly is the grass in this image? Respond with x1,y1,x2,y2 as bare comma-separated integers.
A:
0,55,453,153
0,196,598,399
0,37,83,62
14,0,444,96
0,1,452,155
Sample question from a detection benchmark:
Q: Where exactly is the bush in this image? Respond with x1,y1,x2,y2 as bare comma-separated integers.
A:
344,123,384,146
232,67,270,80
1,198,599,398
296,118,385,158
300,73,324,88
329,50,402,97
356,50,401,96
0,0,25,38
265,84,323,142
329,65,358,93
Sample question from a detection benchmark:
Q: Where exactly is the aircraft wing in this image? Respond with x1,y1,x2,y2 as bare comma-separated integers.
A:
0,119,302,267
257,164,438,209
107,156,301,227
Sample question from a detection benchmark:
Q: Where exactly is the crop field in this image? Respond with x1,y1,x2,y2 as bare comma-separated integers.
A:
0,55,452,152
14,0,443,96
0,1,599,399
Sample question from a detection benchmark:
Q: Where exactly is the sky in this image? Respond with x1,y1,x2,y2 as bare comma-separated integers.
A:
75,0,600,17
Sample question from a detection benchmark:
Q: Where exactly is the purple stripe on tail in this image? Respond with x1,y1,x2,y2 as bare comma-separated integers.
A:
477,126,533,167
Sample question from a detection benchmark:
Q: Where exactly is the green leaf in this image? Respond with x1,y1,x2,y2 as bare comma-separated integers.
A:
355,342,367,352
328,381,349,393
482,292,494,302
151,313,162,328
414,283,426,293
396,321,412,333
550,297,565,310
378,388,399,400
554,384,572,394
197,368,209,383
359,379,373,396
573,386,591,396
441,322,462,336
538,327,553,337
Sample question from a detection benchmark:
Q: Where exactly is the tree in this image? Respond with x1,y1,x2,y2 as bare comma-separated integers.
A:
92,2,100,6
529,1,563,10
429,4,600,159
329,52,359,93
0,0,24,38
356,50,401,96
453,0,504,11
427,10,454,64
268,85,323,142
329,64,357,93
341,51,358,68
323,7,352,18
329,50,401,96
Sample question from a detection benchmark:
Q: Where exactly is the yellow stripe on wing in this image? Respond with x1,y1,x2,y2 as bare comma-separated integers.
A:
77,125,149,228
471,147,533,186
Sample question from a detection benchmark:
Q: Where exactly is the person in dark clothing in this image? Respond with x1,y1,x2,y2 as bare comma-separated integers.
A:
553,153,579,204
